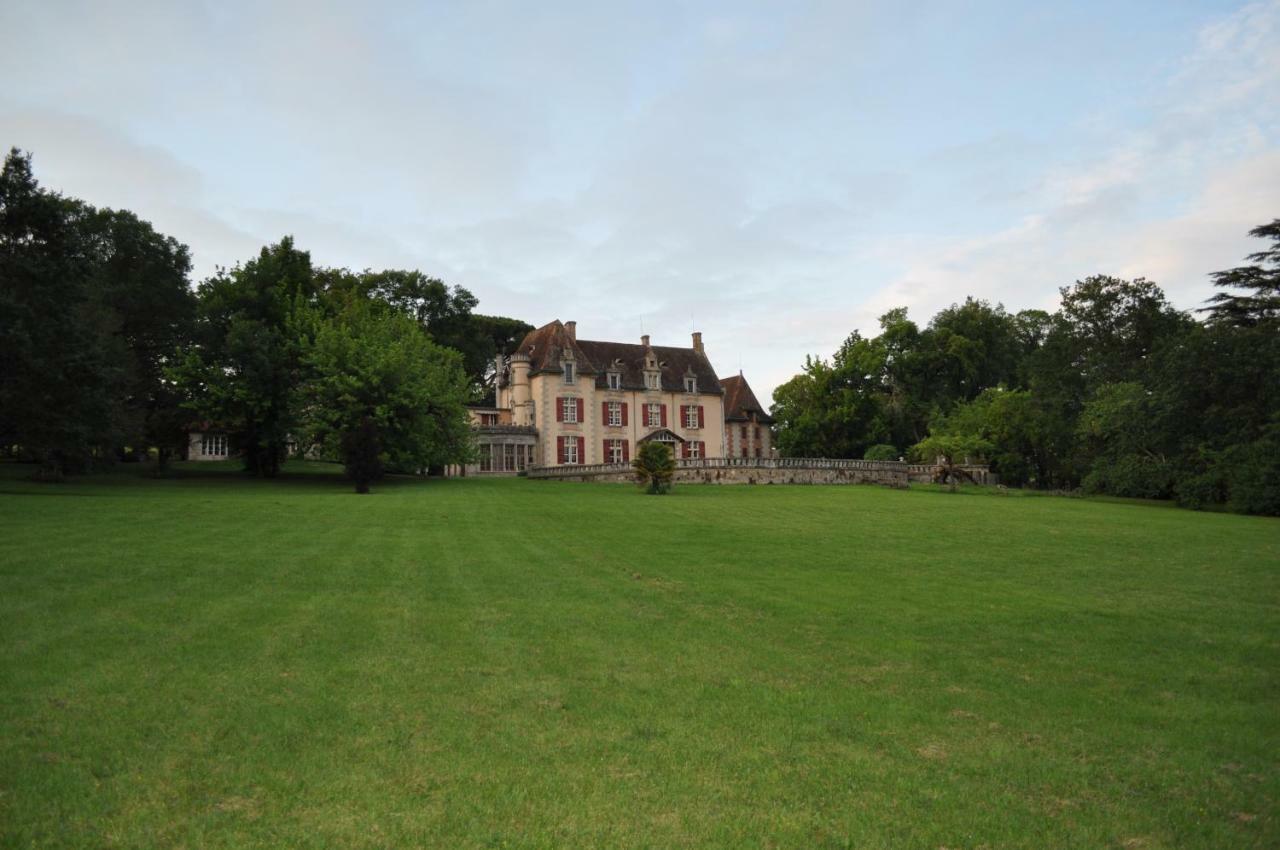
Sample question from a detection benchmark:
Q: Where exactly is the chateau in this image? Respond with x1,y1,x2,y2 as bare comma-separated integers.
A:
459,320,773,475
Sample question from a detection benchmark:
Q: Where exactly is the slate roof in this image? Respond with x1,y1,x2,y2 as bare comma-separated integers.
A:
514,320,724,395
721,374,774,424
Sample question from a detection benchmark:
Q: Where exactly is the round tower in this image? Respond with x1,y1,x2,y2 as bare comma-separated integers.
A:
509,353,532,426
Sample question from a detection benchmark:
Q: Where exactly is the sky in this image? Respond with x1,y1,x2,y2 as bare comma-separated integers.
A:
2,0,1277,404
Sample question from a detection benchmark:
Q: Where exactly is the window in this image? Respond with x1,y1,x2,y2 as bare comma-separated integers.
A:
684,376,697,393
481,413,498,426
608,372,621,389
516,445,528,471
754,446,762,458
562,397,579,423
564,437,580,464
754,426,762,440
201,434,227,457
740,445,748,458
479,444,493,472
646,403,662,427
740,425,748,439
684,405,698,429
687,440,702,459
608,402,622,427
563,361,575,384
646,372,660,389
504,444,515,471
608,439,625,463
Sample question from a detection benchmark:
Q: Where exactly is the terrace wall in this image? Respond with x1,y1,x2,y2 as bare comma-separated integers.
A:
527,457,911,487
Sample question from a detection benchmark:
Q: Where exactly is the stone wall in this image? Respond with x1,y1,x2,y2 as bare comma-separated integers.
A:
906,464,997,485
527,457,911,488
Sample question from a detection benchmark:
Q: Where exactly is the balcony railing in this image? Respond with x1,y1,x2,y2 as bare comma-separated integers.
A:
472,424,538,436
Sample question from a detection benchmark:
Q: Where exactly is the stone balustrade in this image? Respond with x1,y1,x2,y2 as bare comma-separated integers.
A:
527,456,917,487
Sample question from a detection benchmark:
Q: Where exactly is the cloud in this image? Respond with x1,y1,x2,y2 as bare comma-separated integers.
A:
2,0,1277,409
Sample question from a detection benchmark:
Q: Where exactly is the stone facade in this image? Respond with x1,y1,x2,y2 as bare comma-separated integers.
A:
721,373,775,458
452,320,738,475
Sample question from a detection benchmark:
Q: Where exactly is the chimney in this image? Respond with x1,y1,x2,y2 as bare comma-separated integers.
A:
691,331,703,354
564,320,576,341
641,334,650,348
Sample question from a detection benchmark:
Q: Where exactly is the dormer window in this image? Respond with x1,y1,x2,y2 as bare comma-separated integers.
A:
562,362,575,384
645,372,660,389
607,372,621,390
684,376,697,393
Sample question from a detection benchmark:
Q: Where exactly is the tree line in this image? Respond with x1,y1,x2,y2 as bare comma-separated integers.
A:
1,148,531,492
771,222,1280,515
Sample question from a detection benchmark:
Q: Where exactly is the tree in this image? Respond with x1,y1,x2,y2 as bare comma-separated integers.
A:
908,433,994,488
1201,219,1280,327
174,237,316,476
0,148,193,477
633,441,675,494
318,269,531,397
922,297,1021,405
1076,382,1176,499
295,301,471,493
926,387,1066,487
83,207,195,468
770,331,893,459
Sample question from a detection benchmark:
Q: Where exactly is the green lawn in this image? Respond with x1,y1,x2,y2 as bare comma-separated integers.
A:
1,464,1276,849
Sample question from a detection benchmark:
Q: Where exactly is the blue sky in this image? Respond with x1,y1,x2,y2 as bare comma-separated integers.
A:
2,0,1277,402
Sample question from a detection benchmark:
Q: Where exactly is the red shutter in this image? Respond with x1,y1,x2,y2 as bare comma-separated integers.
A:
576,398,584,423
577,437,585,463
621,402,628,426
681,442,689,459
602,401,608,424
622,441,630,462
698,406,705,428
555,397,564,422
603,439,609,462
660,405,667,427
557,436,565,464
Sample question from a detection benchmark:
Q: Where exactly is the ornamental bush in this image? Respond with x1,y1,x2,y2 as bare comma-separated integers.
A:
633,442,675,495
863,444,899,461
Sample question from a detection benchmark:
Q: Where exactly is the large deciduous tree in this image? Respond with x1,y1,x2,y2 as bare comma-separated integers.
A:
174,237,316,476
317,268,531,397
295,301,471,493
0,148,193,477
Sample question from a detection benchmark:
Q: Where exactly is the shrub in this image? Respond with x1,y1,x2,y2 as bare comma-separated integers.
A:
633,442,674,495
863,444,899,462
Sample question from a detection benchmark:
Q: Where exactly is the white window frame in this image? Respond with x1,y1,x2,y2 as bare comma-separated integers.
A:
607,401,622,427
645,372,660,389
684,405,698,429
646,403,662,428
608,439,624,463
564,437,580,464
608,372,621,389
562,397,579,423
563,361,575,384
688,440,701,459
684,376,697,393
